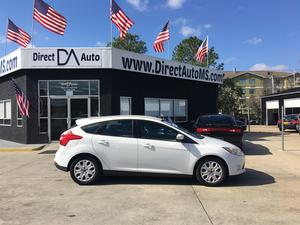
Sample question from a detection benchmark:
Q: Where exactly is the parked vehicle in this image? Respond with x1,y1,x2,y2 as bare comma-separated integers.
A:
55,115,245,186
193,114,244,148
236,120,247,131
277,114,300,131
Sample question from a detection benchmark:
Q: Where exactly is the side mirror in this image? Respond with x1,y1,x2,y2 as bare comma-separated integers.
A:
176,133,185,142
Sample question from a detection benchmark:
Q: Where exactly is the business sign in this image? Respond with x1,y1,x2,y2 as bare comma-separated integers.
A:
0,49,21,77
22,48,110,68
112,48,224,84
0,47,224,84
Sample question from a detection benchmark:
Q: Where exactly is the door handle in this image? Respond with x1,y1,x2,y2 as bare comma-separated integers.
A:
144,143,154,149
97,140,109,145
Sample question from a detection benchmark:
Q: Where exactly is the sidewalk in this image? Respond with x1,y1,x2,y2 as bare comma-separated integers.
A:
0,139,46,152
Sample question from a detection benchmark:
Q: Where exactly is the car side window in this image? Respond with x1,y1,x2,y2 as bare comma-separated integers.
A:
82,120,133,137
139,120,178,141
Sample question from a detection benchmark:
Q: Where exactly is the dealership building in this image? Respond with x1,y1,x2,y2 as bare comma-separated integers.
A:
0,47,224,144
262,87,300,125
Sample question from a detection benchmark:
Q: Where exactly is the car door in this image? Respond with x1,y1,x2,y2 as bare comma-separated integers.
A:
91,119,138,172
136,120,191,175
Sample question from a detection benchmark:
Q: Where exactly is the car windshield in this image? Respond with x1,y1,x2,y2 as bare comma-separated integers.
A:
162,121,204,139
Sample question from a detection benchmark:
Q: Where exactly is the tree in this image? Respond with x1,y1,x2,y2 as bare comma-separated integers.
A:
218,79,243,116
107,33,147,54
172,36,224,70
247,96,261,120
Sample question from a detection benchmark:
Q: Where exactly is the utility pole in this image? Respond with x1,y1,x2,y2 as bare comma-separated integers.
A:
247,105,250,132
281,106,284,151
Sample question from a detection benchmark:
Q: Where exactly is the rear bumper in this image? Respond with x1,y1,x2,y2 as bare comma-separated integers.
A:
278,124,297,130
54,161,68,172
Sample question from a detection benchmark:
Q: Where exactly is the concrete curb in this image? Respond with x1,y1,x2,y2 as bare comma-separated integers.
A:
0,145,46,153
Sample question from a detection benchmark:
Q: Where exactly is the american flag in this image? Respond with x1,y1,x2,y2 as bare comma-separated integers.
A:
33,0,67,35
11,79,29,117
6,19,31,48
196,36,209,63
154,21,170,52
110,0,134,39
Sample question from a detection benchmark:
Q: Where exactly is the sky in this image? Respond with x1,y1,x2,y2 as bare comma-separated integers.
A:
0,0,299,72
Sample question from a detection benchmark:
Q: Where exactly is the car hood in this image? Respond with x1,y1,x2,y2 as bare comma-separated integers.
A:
195,135,239,148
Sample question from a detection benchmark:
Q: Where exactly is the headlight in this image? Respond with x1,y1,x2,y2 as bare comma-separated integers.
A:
223,147,244,156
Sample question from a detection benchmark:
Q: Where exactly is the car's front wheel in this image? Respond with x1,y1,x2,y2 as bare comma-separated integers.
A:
70,156,101,185
195,157,228,186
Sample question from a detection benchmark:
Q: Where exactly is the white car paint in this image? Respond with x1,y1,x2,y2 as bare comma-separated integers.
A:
54,115,245,177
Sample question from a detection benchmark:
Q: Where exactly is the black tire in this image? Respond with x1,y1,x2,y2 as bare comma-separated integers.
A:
70,156,101,185
195,157,228,187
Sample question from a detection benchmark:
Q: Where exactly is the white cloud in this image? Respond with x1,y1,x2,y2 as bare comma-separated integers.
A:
27,43,36,48
96,41,106,47
203,24,212,29
171,17,189,26
127,0,149,11
250,63,288,71
180,25,201,37
245,37,263,45
173,17,211,37
166,0,186,9
223,57,236,64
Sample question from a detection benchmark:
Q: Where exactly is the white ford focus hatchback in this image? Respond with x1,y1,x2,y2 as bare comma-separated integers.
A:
54,115,245,186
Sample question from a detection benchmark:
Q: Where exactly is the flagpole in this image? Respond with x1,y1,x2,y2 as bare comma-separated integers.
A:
5,19,8,55
110,0,113,47
168,19,170,60
31,0,35,47
206,36,209,68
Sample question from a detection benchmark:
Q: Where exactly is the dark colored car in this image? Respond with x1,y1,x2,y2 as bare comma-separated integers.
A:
193,114,244,148
277,114,300,131
236,120,247,131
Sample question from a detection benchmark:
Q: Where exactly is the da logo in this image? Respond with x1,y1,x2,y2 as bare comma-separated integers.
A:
57,49,80,66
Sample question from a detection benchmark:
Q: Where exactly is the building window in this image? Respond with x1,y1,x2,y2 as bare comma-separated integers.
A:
144,98,188,122
160,99,174,117
239,79,246,84
17,106,23,127
120,97,132,115
145,98,160,117
249,79,256,85
174,99,187,122
249,89,255,94
0,100,12,126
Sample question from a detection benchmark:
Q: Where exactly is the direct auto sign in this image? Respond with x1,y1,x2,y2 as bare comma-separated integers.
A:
0,50,21,77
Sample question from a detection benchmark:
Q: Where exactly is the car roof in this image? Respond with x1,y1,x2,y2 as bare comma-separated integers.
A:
199,114,234,118
75,115,162,126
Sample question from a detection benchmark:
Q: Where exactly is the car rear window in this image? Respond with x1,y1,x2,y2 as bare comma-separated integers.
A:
285,115,298,120
197,115,236,127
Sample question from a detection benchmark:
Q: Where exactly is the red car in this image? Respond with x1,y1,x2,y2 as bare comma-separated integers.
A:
277,114,300,131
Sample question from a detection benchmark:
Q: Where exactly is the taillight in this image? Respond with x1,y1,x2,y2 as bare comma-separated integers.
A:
196,127,242,133
228,128,242,133
291,120,298,125
59,131,82,146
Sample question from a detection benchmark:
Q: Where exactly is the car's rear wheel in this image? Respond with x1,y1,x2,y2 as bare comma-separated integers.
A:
70,156,101,185
195,157,228,186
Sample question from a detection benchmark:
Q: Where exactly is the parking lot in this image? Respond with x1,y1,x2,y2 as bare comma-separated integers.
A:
0,126,300,225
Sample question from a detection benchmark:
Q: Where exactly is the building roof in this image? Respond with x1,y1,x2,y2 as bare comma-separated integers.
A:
262,87,300,98
224,71,293,79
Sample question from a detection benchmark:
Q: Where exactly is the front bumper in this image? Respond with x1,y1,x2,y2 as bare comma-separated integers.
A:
227,154,246,176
